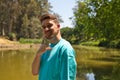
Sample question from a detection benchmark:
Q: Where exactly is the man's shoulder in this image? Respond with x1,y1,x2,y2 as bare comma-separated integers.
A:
60,39,71,45
59,38,73,50
59,39,75,57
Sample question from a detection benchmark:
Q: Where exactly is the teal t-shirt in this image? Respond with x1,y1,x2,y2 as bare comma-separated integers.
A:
39,39,77,80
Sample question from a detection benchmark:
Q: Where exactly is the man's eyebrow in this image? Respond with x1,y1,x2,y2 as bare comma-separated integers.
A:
41,23,52,27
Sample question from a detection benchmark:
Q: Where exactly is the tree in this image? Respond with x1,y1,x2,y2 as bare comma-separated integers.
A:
73,0,120,42
61,27,75,44
0,0,51,40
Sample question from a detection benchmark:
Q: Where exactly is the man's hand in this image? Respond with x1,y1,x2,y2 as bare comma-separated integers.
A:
37,38,51,55
32,38,51,75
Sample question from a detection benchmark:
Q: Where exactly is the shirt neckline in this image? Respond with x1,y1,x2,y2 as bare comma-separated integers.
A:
50,38,63,48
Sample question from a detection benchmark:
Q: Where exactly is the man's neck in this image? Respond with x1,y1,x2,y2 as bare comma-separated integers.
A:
49,35,61,44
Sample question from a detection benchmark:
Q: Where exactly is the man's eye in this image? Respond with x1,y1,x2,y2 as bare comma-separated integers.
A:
42,26,46,29
42,24,53,29
47,24,53,28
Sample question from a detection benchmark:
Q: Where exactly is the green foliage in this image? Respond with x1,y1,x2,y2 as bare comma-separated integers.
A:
19,38,42,44
20,15,42,39
8,32,16,41
0,0,52,39
80,40,99,46
99,39,120,48
72,0,120,47
61,27,76,44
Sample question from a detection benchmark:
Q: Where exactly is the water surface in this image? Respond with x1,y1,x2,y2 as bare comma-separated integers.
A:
0,46,120,80
0,49,38,80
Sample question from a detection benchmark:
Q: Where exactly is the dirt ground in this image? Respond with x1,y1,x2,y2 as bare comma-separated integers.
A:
0,38,39,50
0,38,17,44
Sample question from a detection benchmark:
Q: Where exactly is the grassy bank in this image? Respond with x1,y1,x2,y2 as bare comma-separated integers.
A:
19,38,42,44
0,38,40,50
80,39,120,49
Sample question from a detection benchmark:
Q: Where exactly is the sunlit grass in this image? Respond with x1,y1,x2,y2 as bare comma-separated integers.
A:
19,38,42,44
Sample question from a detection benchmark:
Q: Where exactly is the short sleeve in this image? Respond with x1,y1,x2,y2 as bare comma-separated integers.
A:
60,48,77,80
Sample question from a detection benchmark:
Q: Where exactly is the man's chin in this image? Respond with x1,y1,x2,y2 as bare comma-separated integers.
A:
45,36,54,40
45,36,52,40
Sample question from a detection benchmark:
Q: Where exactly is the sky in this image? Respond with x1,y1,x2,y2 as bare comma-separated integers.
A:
48,0,76,28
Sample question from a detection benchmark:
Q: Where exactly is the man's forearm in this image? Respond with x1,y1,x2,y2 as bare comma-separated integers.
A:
31,44,50,75
32,53,41,75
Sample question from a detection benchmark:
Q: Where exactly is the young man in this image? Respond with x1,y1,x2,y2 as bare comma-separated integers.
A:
32,13,77,80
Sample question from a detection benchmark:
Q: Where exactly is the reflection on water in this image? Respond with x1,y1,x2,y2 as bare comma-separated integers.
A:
85,72,95,80
0,46,120,80
75,46,120,80
0,49,37,80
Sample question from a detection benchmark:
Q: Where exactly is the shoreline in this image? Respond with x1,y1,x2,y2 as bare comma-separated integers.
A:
0,43,40,51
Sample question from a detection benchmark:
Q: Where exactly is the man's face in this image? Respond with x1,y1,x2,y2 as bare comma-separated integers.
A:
41,19,60,39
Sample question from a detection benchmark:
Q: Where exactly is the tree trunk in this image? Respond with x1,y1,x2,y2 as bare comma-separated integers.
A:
2,26,5,36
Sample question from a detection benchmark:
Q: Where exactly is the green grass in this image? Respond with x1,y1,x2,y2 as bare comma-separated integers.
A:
74,45,120,80
79,39,120,48
80,40,99,46
19,38,42,44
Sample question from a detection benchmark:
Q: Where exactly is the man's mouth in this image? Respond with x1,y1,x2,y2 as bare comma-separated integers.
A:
45,31,52,37
45,31,50,35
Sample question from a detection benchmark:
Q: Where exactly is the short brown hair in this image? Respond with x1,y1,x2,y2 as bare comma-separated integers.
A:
40,13,59,24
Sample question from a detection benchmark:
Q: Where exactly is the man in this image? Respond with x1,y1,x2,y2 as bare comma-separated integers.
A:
32,13,77,80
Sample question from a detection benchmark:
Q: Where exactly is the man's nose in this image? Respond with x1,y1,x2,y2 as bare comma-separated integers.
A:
44,27,49,31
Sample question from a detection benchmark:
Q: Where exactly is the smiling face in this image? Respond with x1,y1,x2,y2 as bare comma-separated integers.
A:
41,19,60,40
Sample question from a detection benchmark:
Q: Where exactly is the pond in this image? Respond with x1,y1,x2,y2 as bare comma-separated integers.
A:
74,45,120,80
0,46,120,80
0,49,38,80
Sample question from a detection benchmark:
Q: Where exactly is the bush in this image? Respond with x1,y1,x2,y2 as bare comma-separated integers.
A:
19,38,42,44
107,39,120,48
80,41,99,46
99,39,120,48
98,40,110,47
9,33,16,41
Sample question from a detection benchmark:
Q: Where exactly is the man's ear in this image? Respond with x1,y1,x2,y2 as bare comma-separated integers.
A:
57,24,60,28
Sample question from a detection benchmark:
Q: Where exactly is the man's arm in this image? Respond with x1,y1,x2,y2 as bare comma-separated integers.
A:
60,49,77,80
32,53,41,75
31,45,44,75
32,44,50,75
32,37,51,75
